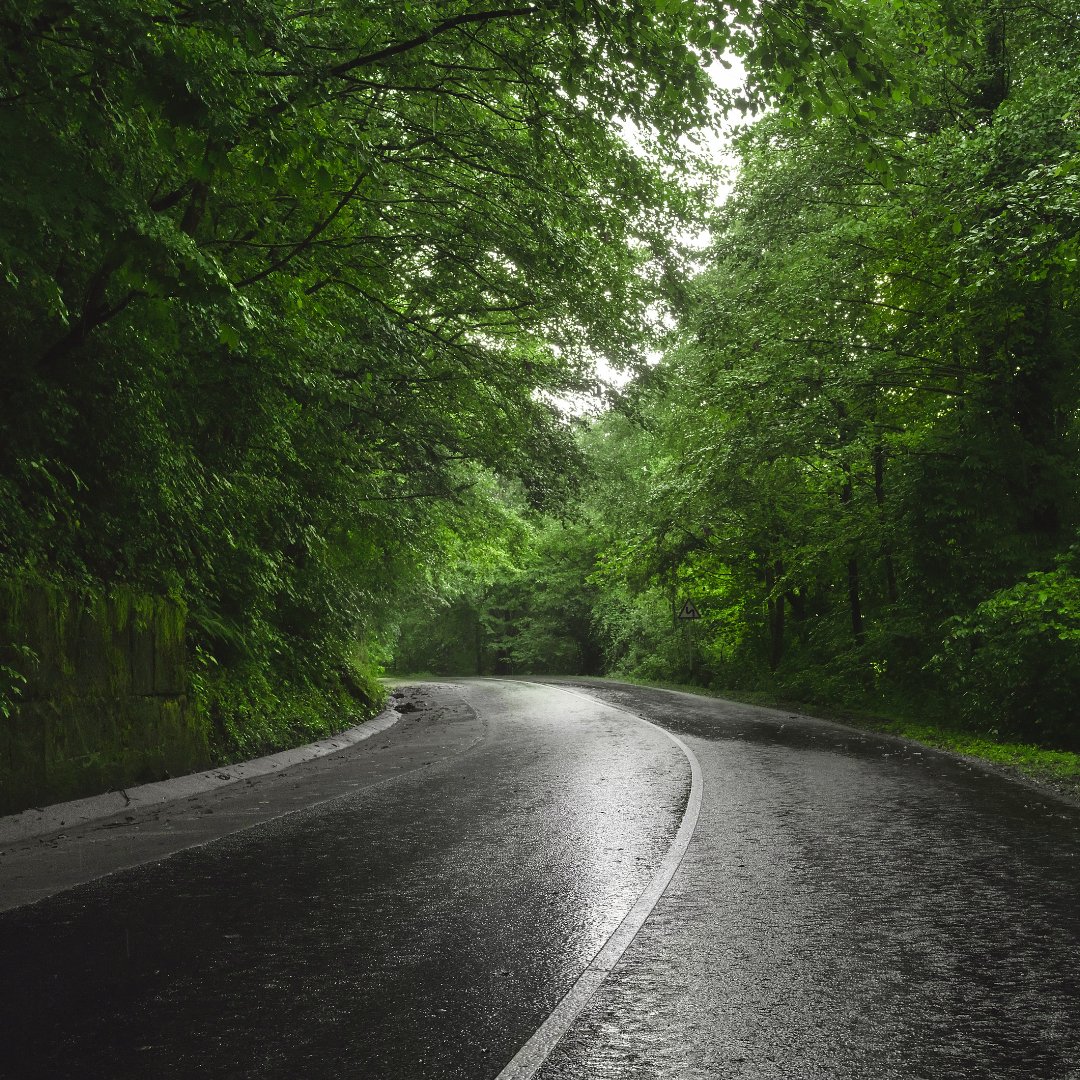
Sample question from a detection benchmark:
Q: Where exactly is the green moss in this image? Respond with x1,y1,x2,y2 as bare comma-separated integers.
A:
0,577,388,812
0,579,208,812
129,591,157,633
48,588,76,681
157,596,187,646
0,578,25,634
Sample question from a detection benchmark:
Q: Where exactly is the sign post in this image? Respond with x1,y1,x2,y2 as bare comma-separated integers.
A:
676,599,701,680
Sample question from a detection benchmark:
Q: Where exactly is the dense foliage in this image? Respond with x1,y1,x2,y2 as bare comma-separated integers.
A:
7,0,1076,755
0,0,739,745
400,0,1080,751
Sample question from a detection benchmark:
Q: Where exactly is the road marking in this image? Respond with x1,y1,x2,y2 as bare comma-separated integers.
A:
493,681,703,1080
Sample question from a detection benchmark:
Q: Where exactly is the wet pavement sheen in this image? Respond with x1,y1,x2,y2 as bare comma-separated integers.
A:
4,677,1080,1079
0,680,687,1079
532,679,1080,1080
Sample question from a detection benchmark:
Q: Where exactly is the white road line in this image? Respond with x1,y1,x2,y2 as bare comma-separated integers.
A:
493,681,703,1080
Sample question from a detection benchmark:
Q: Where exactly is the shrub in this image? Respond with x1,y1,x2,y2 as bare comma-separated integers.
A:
933,557,1080,748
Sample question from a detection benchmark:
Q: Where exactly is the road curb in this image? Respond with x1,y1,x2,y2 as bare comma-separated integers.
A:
0,707,404,846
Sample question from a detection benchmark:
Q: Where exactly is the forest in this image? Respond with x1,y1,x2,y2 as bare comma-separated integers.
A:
2,0,1078,764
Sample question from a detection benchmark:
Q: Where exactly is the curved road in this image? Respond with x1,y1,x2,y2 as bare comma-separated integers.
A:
1,678,1078,1078
534,679,1080,1080
0,680,687,1078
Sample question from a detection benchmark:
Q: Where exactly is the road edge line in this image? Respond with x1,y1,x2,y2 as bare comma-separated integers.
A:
493,681,703,1080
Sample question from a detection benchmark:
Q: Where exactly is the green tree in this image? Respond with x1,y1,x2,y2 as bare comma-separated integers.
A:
574,0,1080,739
0,1,728,734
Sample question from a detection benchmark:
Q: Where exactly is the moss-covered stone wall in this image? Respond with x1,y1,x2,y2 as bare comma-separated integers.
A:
0,581,210,814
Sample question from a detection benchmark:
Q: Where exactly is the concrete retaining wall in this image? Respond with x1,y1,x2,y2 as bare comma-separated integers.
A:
0,581,210,814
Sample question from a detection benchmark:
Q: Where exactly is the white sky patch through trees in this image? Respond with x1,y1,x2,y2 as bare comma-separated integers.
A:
580,53,748,405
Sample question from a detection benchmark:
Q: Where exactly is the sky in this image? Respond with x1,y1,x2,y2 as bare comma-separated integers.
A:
583,53,749,404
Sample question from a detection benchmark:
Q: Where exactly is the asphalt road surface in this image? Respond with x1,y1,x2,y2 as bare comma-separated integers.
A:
1,677,1079,1079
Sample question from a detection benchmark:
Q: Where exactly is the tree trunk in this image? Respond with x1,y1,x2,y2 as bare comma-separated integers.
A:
873,443,899,604
847,557,865,645
785,588,807,621
841,464,866,646
764,558,785,670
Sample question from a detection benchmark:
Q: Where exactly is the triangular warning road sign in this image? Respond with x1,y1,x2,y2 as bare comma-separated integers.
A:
677,599,701,620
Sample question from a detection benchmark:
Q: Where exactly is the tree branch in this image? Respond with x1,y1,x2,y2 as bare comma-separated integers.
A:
234,172,367,288
328,7,538,79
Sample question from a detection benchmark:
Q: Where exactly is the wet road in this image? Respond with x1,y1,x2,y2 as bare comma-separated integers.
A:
0,680,687,1079
532,679,1080,1080
2,678,1080,1078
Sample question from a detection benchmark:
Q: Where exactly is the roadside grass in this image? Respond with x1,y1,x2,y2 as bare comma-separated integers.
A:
838,715,1080,797
568,674,1080,805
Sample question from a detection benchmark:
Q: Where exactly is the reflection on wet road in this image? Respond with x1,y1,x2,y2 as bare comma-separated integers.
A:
4,676,1080,1079
533,679,1080,1080
0,680,687,1079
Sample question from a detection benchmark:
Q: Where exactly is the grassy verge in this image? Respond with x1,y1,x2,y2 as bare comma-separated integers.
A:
199,666,387,763
831,715,1080,803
